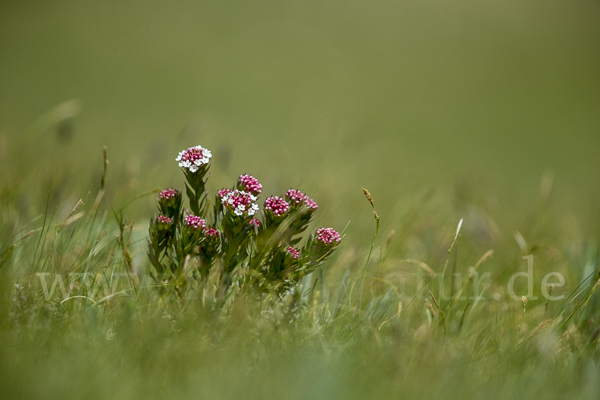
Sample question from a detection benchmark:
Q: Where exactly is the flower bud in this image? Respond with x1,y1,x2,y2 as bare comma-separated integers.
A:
264,196,290,218
316,227,341,245
184,215,206,230
158,188,182,217
286,246,300,260
285,189,318,212
237,174,262,195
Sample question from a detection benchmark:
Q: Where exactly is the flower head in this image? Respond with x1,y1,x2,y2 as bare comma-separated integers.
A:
264,196,290,218
159,189,178,200
154,215,173,242
303,197,318,210
286,246,300,260
221,190,259,217
184,215,206,230
217,188,232,198
237,174,262,195
285,189,318,211
176,145,212,173
158,188,182,217
204,228,219,238
157,215,172,225
316,227,341,245
249,218,261,228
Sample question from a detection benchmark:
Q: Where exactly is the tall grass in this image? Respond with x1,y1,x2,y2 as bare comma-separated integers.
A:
0,144,599,399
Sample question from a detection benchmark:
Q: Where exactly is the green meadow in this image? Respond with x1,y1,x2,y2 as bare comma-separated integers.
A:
1,1,599,399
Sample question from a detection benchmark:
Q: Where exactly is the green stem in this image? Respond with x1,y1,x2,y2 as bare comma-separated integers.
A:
358,189,380,317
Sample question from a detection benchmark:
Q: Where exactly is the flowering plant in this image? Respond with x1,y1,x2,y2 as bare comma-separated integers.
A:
148,144,342,297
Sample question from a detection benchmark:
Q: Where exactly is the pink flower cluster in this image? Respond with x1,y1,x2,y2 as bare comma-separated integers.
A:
204,228,219,238
221,190,259,217
264,196,290,217
157,215,172,224
184,215,206,230
217,188,232,198
249,218,261,228
176,145,212,173
238,174,262,194
285,189,318,211
184,215,219,237
159,189,178,200
286,246,300,260
316,228,341,245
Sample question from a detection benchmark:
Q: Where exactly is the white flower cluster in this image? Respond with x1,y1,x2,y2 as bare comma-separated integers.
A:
175,145,212,173
221,190,260,217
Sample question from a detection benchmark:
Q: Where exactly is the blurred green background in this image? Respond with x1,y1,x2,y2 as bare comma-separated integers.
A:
1,0,599,235
2,3,600,399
